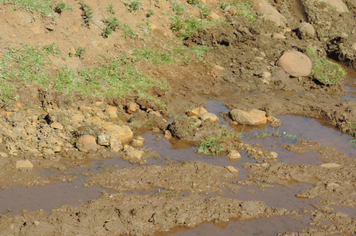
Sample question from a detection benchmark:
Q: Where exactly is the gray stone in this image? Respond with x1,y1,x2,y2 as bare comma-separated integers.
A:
277,51,312,77
98,134,110,146
298,22,315,39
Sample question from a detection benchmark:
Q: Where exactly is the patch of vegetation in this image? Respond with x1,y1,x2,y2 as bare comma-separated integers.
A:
79,1,93,28
170,15,223,39
0,45,169,106
153,189,183,197
126,0,143,12
102,17,120,38
200,6,211,18
246,128,296,140
133,48,176,65
187,0,202,7
42,43,61,55
196,129,233,156
147,9,155,17
1,0,55,16
306,47,346,86
170,0,185,15
121,23,138,39
75,46,86,59
220,0,255,22
54,1,72,14
107,4,115,14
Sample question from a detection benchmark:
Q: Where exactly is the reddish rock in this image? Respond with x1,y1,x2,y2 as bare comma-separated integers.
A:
76,135,98,152
277,51,312,77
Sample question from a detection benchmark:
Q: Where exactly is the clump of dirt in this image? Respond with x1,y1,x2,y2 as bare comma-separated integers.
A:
0,191,294,236
84,161,240,194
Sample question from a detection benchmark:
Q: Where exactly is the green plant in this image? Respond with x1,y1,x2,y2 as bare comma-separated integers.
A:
42,43,61,55
196,129,232,156
200,6,211,17
126,0,143,12
133,48,176,65
79,2,93,28
187,0,202,7
170,0,185,15
147,9,155,17
107,4,115,14
102,17,120,38
69,51,74,57
220,0,255,22
121,23,138,39
1,0,55,16
75,47,86,59
54,2,72,14
306,47,346,86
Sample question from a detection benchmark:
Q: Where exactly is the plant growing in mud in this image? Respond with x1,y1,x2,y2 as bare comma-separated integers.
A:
196,129,233,156
126,0,143,12
79,1,93,28
107,4,115,14
54,2,72,14
306,47,346,86
75,46,86,59
102,17,120,38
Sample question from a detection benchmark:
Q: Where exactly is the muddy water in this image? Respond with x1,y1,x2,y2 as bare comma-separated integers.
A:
167,215,312,236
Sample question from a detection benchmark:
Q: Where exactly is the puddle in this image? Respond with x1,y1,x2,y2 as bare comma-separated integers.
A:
0,179,107,215
340,62,356,101
331,206,356,218
242,115,356,157
167,215,313,236
232,184,320,212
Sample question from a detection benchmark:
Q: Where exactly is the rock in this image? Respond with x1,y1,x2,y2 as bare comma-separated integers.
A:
51,122,64,130
298,22,315,39
227,150,241,162
225,166,239,173
109,125,133,144
326,182,340,190
270,151,278,159
127,102,137,114
16,160,34,169
97,134,110,146
122,146,144,162
230,109,267,125
319,0,348,13
72,113,85,123
76,135,98,152
188,107,208,118
45,23,55,31
277,51,312,77
254,0,286,26
110,137,122,152
352,43,356,51
200,113,220,123
43,149,55,157
209,11,220,20
164,130,172,140
132,136,145,148
268,117,282,128
53,146,61,153
106,106,118,118
273,32,286,39
0,152,7,158
320,163,341,168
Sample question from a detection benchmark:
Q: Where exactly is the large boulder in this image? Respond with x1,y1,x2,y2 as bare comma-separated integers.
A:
76,135,98,152
230,109,267,125
277,51,312,77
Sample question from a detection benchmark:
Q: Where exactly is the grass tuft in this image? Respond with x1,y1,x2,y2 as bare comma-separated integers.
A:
196,129,233,156
306,47,346,86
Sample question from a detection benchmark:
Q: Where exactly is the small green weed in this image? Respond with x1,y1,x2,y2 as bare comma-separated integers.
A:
126,0,143,12
187,0,202,7
102,17,120,38
147,9,155,17
1,0,55,16
107,4,115,14
75,47,86,59
79,1,93,28
196,129,232,156
133,48,176,65
42,43,61,55
220,0,255,22
121,23,138,39
200,6,211,17
54,1,72,14
68,51,74,57
306,47,346,86
170,0,185,15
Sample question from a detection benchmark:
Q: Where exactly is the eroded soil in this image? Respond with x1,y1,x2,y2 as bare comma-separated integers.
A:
2,0,356,235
